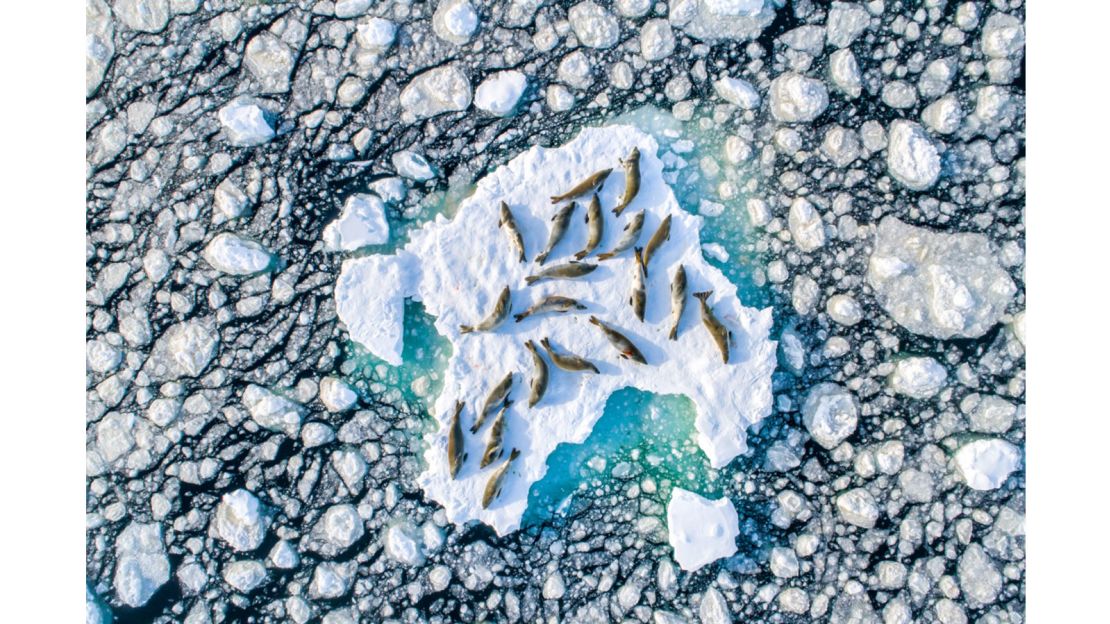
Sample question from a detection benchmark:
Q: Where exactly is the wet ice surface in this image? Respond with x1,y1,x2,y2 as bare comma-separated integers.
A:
86,1,1025,622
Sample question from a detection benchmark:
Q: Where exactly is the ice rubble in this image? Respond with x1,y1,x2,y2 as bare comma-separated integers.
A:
335,125,776,535
666,488,739,571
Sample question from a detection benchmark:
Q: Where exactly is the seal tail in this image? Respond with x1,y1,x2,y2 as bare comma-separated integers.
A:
694,290,712,303
459,325,474,334
524,275,540,286
596,251,614,261
588,315,602,327
514,312,526,323
668,323,678,341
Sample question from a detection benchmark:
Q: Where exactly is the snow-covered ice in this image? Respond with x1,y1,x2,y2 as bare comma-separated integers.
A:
433,0,479,45
400,65,472,119
868,217,1017,339
568,1,620,49
769,73,829,123
320,377,358,412
114,521,170,607
836,488,879,528
474,71,527,117
802,383,859,449
713,76,761,109
355,17,396,53
218,100,276,147
223,560,268,592
886,120,941,191
323,194,390,252
671,0,777,42
244,32,294,93
335,125,776,534
213,489,270,552
889,356,947,399
392,151,436,181
666,488,739,572
242,384,304,437
954,438,1021,491
203,233,274,275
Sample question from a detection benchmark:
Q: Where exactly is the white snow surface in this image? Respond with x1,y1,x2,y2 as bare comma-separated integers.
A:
335,125,776,535
474,70,528,117
202,233,274,275
954,438,1022,491
323,193,390,251
666,488,739,571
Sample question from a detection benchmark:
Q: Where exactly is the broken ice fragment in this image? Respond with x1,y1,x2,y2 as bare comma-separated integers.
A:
217,100,276,147
474,70,527,117
114,521,170,607
954,438,1021,491
202,233,274,276
400,65,472,119
666,488,739,571
323,194,390,252
886,120,941,191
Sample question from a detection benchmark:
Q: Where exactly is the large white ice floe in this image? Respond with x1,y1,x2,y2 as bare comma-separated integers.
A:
666,488,740,571
323,194,390,252
868,217,1017,339
335,125,777,535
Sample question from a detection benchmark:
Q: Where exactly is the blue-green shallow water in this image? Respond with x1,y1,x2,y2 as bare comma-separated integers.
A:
340,105,772,528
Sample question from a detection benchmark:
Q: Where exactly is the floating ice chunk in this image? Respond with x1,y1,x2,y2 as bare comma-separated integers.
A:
114,0,170,33
868,217,1017,339
334,0,371,18
713,75,761,109
981,13,1025,59
666,488,739,571
114,521,170,607
213,489,271,552
87,339,123,374
918,57,957,100
268,540,300,569
922,95,963,135
547,84,576,111
323,194,390,252
568,1,620,49
558,51,594,90
802,383,859,449
782,24,824,54
244,32,294,93
320,377,358,412
821,125,861,167
957,544,1003,607
826,2,870,48
826,294,863,326
433,0,479,45
474,70,527,117
203,233,274,275
385,524,425,565
702,242,729,262
308,504,365,557
217,100,275,147
617,0,652,17
242,385,304,437
955,438,1021,490
965,394,1017,433
355,17,396,53
828,48,862,98
336,125,776,535
769,546,800,578
882,81,918,109
149,319,219,379
640,19,676,61
836,488,879,528
87,0,115,96
788,197,825,252
769,73,829,123
889,356,947,399
369,177,407,203
222,560,267,593
886,120,941,191
400,65,472,119
671,0,776,41
391,151,436,181
213,178,250,223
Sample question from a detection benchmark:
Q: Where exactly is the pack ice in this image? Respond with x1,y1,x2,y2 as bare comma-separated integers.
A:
335,125,776,535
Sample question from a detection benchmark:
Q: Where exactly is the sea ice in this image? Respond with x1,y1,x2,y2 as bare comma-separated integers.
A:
114,521,170,607
769,73,829,123
568,1,620,49
802,383,859,449
889,356,947,399
954,438,1021,491
400,65,472,119
335,125,776,535
355,18,396,53
202,233,274,275
713,76,761,109
868,217,1017,339
242,385,304,437
323,194,390,252
213,489,270,552
433,0,479,45
217,100,275,147
666,488,739,571
474,71,527,117
886,120,941,190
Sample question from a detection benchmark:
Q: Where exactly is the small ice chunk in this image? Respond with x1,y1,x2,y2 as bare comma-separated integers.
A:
369,177,406,203
222,560,267,593
323,194,390,252
320,377,358,412
87,339,123,374
922,95,963,135
214,489,271,552
769,72,829,123
829,49,862,98
965,395,1017,433
150,319,219,379
244,32,294,93
568,1,620,49
547,84,576,111
114,0,170,33
666,488,739,571
392,151,436,181
243,385,304,437
802,383,859,449
781,25,824,54
957,544,1002,607
640,19,675,61
918,57,957,99
617,0,652,18
218,100,275,147
334,0,371,18
769,546,800,578
826,2,870,48
474,70,527,117
557,51,594,90
310,561,357,599
702,243,729,262
886,120,941,191
433,0,479,45
713,75,761,109
202,233,274,275
400,65,472,119
821,126,861,167
386,524,425,565
826,294,863,326
836,488,879,528
308,504,365,557
355,18,396,53
981,13,1025,59
882,81,918,109
268,540,300,569
889,356,947,399
788,197,825,252
214,178,250,223
87,0,115,97
114,521,170,607
954,439,1021,491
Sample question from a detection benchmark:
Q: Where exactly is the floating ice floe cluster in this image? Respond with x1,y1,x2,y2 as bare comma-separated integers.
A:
86,0,1026,621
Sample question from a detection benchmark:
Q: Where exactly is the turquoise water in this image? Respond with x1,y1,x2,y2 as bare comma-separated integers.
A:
341,105,768,526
